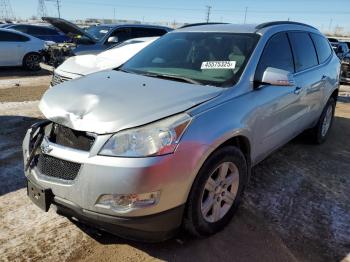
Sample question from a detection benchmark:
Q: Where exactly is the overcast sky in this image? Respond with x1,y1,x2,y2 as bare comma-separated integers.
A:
9,0,350,32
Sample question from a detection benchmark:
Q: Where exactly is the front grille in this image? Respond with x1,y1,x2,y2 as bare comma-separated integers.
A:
51,73,72,86
49,124,95,151
36,154,81,180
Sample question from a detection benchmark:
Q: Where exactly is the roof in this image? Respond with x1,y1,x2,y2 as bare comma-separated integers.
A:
94,24,172,31
175,23,258,33
175,21,319,34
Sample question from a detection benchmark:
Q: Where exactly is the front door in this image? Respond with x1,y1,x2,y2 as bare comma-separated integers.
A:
252,32,307,161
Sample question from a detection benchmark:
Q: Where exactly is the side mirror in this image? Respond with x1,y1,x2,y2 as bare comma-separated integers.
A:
261,67,295,86
107,36,119,43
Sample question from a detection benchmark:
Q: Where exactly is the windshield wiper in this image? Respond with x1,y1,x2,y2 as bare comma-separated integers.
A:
140,72,202,85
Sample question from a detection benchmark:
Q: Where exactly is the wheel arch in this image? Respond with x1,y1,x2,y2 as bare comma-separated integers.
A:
186,132,253,200
216,135,251,168
330,88,339,102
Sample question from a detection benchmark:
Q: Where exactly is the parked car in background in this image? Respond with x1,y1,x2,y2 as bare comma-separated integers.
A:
50,37,159,86
0,23,11,27
340,51,350,83
0,28,45,70
23,22,339,241
40,17,172,68
327,37,338,43
2,24,70,43
331,41,349,59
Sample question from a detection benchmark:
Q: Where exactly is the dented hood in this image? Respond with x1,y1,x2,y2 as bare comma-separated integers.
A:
39,70,222,134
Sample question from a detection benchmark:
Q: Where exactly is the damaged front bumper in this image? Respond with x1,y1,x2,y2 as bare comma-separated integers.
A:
40,42,76,69
22,121,206,241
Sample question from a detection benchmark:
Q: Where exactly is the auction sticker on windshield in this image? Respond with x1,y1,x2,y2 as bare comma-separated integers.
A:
201,61,236,69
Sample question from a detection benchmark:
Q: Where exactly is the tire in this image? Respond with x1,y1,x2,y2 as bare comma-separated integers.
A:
184,146,248,237
23,52,41,71
309,97,336,144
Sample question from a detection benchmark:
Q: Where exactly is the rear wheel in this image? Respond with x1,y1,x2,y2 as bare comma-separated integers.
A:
184,146,248,237
23,52,41,71
309,97,336,144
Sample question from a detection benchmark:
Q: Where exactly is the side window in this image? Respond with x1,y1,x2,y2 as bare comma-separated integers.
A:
147,28,166,36
288,32,318,72
27,26,44,35
310,33,332,64
0,31,29,42
255,32,294,81
131,28,166,38
108,28,132,43
31,27,59,36
11,25,28,33
45,28,60,35
340,43,349,54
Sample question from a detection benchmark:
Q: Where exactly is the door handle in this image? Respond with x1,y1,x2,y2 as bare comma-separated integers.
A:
321,75,327,80
294,86,302,94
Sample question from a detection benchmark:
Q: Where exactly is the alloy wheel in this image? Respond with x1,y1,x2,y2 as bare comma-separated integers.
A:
321,104,333,137
26,54,40,70
200,162,240,223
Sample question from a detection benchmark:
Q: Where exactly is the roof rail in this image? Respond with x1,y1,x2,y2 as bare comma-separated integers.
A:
179,22,229,29
255,21,317,30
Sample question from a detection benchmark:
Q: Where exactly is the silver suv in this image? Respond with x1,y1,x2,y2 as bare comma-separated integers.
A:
23,22,340,241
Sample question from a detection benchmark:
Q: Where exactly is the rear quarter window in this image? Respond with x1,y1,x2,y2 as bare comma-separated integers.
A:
310,33,332,64
288,32,318,72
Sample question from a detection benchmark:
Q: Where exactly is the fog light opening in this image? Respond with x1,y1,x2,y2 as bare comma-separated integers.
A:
95,191,161,212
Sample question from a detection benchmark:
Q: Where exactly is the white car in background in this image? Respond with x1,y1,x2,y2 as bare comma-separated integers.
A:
51,37,159,86
0,28,45,70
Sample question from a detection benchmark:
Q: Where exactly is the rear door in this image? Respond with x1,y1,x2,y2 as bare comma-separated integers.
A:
309,33,334,114
288,31,324,128
0,31,29,66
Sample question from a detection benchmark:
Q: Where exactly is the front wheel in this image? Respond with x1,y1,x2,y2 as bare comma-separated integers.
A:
309,97,336,144
23,52,41,71
184,146,248,237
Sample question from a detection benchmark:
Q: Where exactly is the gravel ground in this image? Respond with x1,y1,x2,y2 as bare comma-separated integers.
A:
0,68,51,102
0,76,349,261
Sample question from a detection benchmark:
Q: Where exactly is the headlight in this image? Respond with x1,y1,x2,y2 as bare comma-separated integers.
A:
99,113,191,157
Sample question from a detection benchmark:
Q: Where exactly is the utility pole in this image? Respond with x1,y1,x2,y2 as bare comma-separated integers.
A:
113,8,116,21
328,18,333,33
45,0,61,18
56,0,61,18
243,7,248,24
205,5,212,23
37,0,47,18
0,0,15,20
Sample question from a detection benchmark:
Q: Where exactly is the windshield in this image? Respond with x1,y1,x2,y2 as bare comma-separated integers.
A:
121,32,259,87
86,25,112,41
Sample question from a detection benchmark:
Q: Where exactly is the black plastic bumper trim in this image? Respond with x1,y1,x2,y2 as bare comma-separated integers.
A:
54,197,185,242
